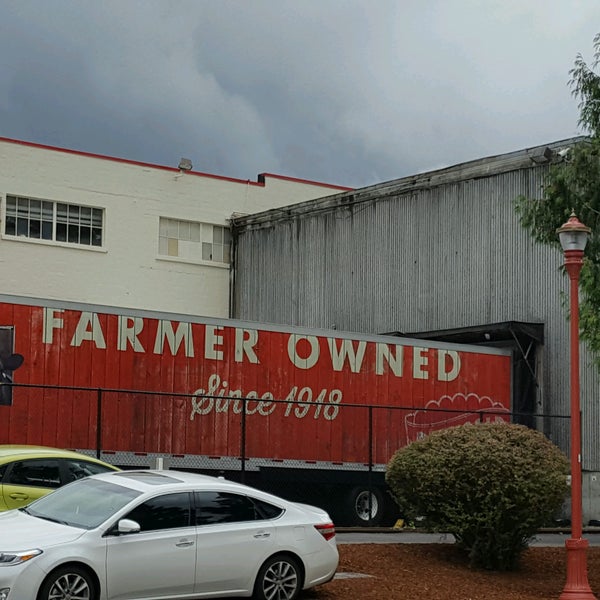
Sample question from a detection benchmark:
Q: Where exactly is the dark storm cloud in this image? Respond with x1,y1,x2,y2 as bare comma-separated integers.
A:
0,0,597,187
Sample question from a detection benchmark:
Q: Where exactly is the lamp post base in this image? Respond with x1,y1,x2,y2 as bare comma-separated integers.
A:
559,538,597,599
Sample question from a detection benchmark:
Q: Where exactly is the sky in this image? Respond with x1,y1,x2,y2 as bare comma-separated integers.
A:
0,1,598,189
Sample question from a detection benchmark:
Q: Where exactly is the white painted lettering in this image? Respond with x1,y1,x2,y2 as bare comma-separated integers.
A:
287,335,319,369
376,343,403,376
118,316,145,352
438,349,461,382
189,374,339,421
413,347,429,379
205,326,224,360
327,338,367,373
43,308,64,344
154,321,194,357
235,328,259,364
71,312,106,349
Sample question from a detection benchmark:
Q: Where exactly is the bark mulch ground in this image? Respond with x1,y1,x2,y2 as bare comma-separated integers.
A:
305,543,600,599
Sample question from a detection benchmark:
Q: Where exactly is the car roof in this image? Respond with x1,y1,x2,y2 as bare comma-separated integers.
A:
0,445,117,467
89,469,287,503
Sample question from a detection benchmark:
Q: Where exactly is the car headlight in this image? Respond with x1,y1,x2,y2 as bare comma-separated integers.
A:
0,549,42,566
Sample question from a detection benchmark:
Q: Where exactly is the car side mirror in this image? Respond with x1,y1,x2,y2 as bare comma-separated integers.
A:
116,518,141,534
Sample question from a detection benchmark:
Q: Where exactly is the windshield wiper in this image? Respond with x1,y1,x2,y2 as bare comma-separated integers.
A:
30,514,70,526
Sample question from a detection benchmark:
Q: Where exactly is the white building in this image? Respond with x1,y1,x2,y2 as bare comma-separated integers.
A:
0,137,349,317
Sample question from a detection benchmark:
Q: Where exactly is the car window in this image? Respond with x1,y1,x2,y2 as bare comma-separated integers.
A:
6,459,61,488
61,458,115,484
124,492,191,531
253,497,284,520
0,463,6,481
195,491,282,525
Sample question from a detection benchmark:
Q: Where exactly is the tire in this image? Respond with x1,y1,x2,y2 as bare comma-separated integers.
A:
37,565,96,600
343,486,385,526
253,554,302,600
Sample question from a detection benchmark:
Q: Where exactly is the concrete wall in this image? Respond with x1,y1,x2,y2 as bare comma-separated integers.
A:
0,138,347,317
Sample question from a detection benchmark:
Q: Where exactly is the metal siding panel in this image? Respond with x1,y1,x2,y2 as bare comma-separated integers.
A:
232,164,600,469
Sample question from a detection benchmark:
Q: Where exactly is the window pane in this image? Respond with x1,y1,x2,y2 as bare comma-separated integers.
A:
56,222,67,242
68,205,80,222
7,459,61,489
213,226,223,244
168,219,179,238
168,238,178,256
30,199,41,218
80,227,91,245
17,198,29,217
6,196,16,215
223,228,231,244
5,216,15,235
16,218,28,237
223,243,231,264
195,491,257,525
159,218,169,236
125,492,190,531
80,207,92,226
253,498,284,520
91,208,103,227
178,221,190,241
62,459,114,484
56,203,68,223
212,244,223,263
92,228,102,246
42,202,53,220
42,221,52,240
68,224,79,243
159,237,168,255
190,222,201,242
202,242,212,261
29,220,41,239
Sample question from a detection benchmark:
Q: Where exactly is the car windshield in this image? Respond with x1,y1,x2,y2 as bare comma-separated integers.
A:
21,478,141,529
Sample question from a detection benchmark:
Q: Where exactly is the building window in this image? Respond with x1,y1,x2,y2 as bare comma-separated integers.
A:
4,195,103,247
159,218,231,264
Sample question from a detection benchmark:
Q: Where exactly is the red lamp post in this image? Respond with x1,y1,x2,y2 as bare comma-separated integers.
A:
557,213,597,600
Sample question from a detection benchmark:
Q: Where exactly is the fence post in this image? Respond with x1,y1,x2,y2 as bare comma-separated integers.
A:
368,405,373,525
96,388,102,459
240,396,247,484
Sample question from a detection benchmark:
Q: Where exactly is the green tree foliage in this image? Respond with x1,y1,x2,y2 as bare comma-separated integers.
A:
515,33,600,361
385,423,569,571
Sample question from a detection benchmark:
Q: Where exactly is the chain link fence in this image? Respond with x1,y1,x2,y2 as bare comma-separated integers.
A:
1,383,568,526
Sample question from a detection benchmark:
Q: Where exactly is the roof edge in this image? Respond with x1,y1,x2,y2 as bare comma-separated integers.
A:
231,137,586,229
0,136,349,191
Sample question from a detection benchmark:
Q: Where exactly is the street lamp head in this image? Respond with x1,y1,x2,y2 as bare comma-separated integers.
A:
556,212,591,252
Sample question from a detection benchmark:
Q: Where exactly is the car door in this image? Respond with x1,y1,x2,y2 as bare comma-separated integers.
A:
105,491,197,599
1,458,61,509
193,491,278,595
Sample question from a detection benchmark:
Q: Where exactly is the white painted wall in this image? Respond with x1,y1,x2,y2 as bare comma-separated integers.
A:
0,139,348,317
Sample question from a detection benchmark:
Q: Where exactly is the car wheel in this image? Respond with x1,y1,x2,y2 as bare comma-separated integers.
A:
37,565,96,600
344,486,385,526
253,554,302,600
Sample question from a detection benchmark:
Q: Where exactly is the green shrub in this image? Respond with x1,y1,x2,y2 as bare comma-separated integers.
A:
385,422,569,570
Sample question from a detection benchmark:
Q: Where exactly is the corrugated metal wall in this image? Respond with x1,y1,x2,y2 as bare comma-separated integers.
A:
232,148,600,470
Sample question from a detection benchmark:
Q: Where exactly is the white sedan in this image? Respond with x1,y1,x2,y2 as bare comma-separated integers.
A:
0,470,338,600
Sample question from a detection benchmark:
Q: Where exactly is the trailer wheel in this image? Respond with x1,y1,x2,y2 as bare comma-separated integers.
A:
343,486,385,526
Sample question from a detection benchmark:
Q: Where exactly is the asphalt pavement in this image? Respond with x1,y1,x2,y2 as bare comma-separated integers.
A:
336,530,600,547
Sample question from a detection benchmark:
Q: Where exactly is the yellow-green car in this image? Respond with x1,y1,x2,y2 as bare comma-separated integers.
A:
0,445,119,510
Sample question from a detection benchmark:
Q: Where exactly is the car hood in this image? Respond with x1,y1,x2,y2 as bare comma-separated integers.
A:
0,509,86,548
